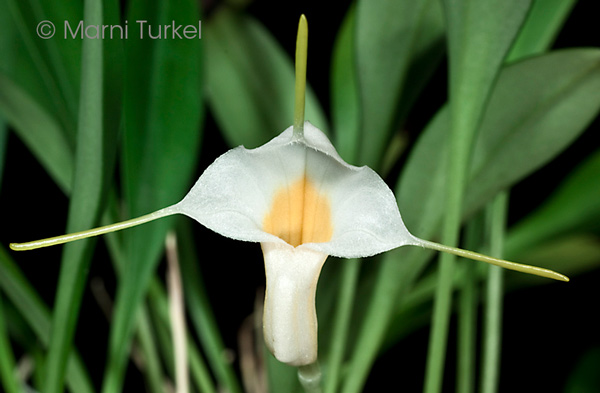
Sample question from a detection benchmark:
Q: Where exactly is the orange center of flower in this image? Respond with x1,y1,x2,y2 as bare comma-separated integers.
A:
263,176,333,247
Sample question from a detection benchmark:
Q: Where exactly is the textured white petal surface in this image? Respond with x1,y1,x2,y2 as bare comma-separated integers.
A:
175,121,419,257
261,242,327,366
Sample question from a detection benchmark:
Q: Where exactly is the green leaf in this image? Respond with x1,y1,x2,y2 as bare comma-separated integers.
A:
456,213,485,393
0,0,16,73
355,0,444,168
400,49,600,243
43,0,109,391
0,74,73,193
413,49,600,383
323,259,361,393
0,294,20,393
107,222,219,393
465,49,600,216
326,9,364,390
0,123,6,189
3,0,82,136
177,220,241,393
101,212,167,393
443,0,531,146
205,8,328,148
104,0,203,391
344,46,600,393
507,0,577,62
479,194,507,393
0,246,94,393
428,0,531,386
342,246,431,393
0,0,10,187
508,234,600,287
475,12,578,386
99,0,124,187
398,106,448,239
331,4,359,163
29,0,83,120
506,149,600,257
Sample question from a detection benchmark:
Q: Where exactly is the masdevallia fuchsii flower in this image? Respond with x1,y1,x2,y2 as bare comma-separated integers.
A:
10,15,568,369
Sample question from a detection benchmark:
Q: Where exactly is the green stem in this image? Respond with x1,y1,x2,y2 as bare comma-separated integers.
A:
298,362,322,393
0,294,21,393
480,193,507,393
166,234,189,393
177,220,241,393
457,264,477,393
136,306,165,393
101,206,168,393
424,250,457,393
187,339,216,393
456,217,482,393
102,204,215,393
423,80,472,392
324,260,361,393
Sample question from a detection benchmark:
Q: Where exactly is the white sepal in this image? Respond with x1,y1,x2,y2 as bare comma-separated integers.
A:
175,122,419,257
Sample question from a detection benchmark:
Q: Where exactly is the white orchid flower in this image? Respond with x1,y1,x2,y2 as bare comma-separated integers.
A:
177,119,423,365
10,15,568,371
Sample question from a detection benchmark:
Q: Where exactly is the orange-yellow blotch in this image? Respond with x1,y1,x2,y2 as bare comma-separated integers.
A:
263,176,333,247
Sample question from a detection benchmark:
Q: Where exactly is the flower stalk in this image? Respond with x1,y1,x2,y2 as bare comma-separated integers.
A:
298,362,323,393
293,15,308,139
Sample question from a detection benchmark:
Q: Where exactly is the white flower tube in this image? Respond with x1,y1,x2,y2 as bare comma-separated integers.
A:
261,242,327,366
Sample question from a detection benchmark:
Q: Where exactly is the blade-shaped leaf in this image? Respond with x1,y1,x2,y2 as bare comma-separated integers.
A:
443,0,531,145
427,0,531,385
205,8,328,148
0,123,6,189
105,0,203,391
507,0,577,62
177,220,242,393
0,246,94,393
0,0,12,189
3,0,82,136
28,0,83,120
0,0,16,74
326,13,365,391
43,0,110,391
331,4,359,163
506,149,600,257
400,49,600,243
0,294,20,393
343,48,600,393
508,234,600,288
0,74,73,193
465,49,600,215
355,0,444,169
